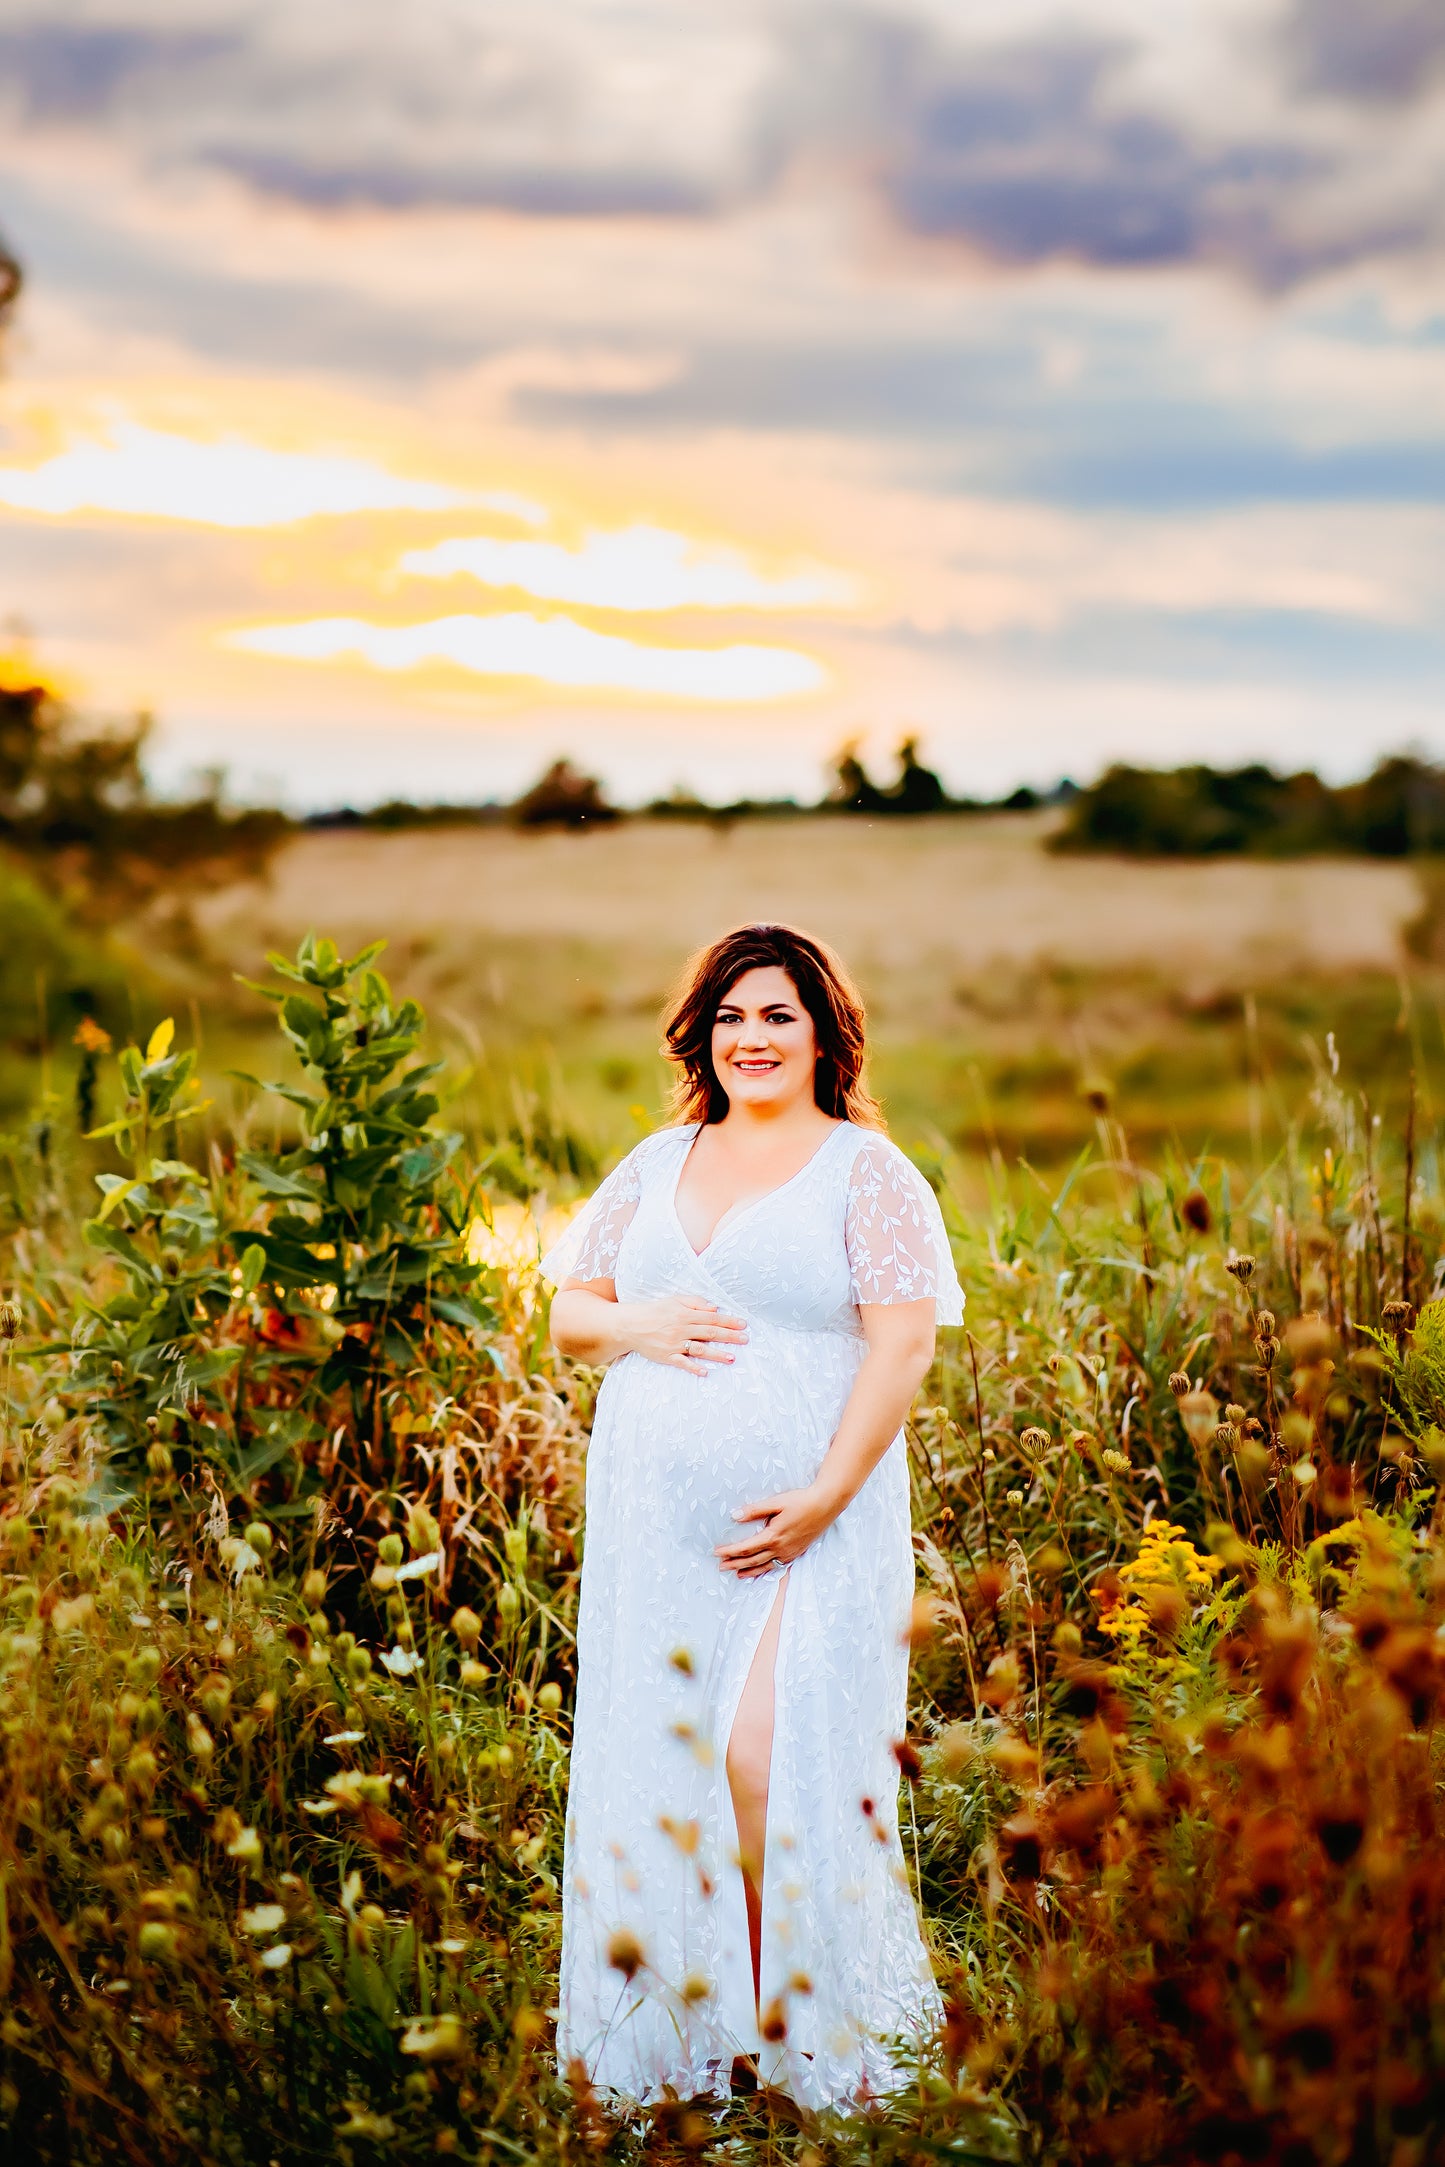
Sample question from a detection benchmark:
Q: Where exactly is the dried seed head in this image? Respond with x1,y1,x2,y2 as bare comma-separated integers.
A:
1181,1189,1213,1234
1225,1253,1256,1284
1215,1423,1239,1450
1253,1311,1276,1341
1167,1371,1191,1398
760,1998,789,2043
1224,1404,1247,1425
0,1300,19,1341
1019,1426,1049,1459
1082,1080,1112,1114
606,1928,644,1980
1257,1336,1281,1366
1102,1449,1131,1474
1068,1429,1094,1453
146,1442,173,1478
1241,1416,1265,1441
1005,1489,1024,1508
1382,1300,1415,1335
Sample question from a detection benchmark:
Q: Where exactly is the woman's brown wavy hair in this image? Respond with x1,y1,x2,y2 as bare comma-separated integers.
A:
662,923,883,1128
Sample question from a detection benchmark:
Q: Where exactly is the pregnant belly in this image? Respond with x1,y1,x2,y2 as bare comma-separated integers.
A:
602,1334,858,1561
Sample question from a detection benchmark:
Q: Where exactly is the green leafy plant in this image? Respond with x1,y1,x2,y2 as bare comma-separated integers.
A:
233,936,495,1479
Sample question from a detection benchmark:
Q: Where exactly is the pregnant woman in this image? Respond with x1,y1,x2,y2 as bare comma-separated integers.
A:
543,923,963,2111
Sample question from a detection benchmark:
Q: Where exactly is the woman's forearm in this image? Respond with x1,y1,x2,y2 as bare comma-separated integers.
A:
549,1287,636,1364
813,1339,934,1515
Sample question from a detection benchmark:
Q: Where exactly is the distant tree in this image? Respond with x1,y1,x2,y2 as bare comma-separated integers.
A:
890,735,947,814
0,671,286,909
828,740,888,813
511,757,619,828
1051,757,1445,860
829,735,950,814
0,231,19,337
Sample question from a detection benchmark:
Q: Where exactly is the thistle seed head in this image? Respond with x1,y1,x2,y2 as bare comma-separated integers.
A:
1167,1371,1191,1397
1253,1311,1276,1341
1019,1426,1049,1459
1181,1189,1213,1234
1225,1253,1256,1284
607,1928,644,1979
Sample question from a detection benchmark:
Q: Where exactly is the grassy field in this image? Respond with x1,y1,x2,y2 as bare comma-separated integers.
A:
4,925,1445,2163
173,814,1436,1187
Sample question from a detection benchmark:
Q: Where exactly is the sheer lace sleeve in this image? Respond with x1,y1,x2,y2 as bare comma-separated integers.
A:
844,1134,965,1324
538,1133,665,1287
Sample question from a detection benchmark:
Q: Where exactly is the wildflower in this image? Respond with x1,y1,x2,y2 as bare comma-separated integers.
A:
241,1904,286,1936
1225,1253,1256,1283
302,1568,328,1608
1006,1489,1024,1507
224,1825,262,1865
682,1972,713,2003
607,1927,645,1979
337,2107,396,2141
395,1550,441,1584
760,1998,789,2043
243,1521,273,1560
401,2014,466,2062
137,1921,178,1963
1102,1450,1130,1473
73,1016,112,1055
379,1646,422,1676
451,1607,482,1651
260,1943,292,1970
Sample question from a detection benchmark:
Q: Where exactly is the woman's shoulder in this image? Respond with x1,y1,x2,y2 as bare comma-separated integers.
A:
612,1121,697,1178
834,1120,912,1174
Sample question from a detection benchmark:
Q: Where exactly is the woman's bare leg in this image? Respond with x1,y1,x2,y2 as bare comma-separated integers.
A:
725,1575,788,2007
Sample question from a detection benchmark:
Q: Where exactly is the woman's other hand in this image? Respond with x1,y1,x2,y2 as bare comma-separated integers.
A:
716,1484,839,1577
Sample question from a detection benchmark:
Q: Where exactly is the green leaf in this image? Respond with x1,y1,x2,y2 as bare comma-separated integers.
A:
84,1221,152,1272
237,1153,321,1201
144,1018,175,1064
239,1243,266,1293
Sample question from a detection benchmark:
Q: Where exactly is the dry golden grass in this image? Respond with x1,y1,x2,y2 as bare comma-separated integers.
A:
195,813,1419,1024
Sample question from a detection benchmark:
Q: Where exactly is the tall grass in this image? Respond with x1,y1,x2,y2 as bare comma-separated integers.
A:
3,938,1444,2162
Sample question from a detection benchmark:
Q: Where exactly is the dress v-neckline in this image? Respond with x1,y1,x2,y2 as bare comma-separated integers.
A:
670,1119,850,1260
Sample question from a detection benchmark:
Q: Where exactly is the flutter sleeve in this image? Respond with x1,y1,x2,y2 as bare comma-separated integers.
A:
843,1133,965,1326
538,1135,658,1287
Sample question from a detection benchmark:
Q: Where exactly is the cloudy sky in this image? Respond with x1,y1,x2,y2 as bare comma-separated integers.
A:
1,0,1444,808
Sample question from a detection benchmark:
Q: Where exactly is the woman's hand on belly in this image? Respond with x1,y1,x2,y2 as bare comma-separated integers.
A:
619,1294,748,1375
715,1483,841,1579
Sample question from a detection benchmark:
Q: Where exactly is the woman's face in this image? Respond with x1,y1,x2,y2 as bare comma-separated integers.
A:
711,966,819,1114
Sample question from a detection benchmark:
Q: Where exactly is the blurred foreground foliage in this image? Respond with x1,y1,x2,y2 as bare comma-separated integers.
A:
4,936,1445,2162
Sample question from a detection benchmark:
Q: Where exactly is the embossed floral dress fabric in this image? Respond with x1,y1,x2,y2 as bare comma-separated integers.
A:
540,1120,964,2109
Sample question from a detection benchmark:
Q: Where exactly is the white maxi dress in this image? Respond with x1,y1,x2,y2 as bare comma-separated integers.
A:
540,1119,964,2111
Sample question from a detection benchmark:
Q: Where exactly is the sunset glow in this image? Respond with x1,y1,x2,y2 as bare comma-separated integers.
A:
2,2,1444,805
227,613,826,702
399,526,858,613
0,419,541,529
